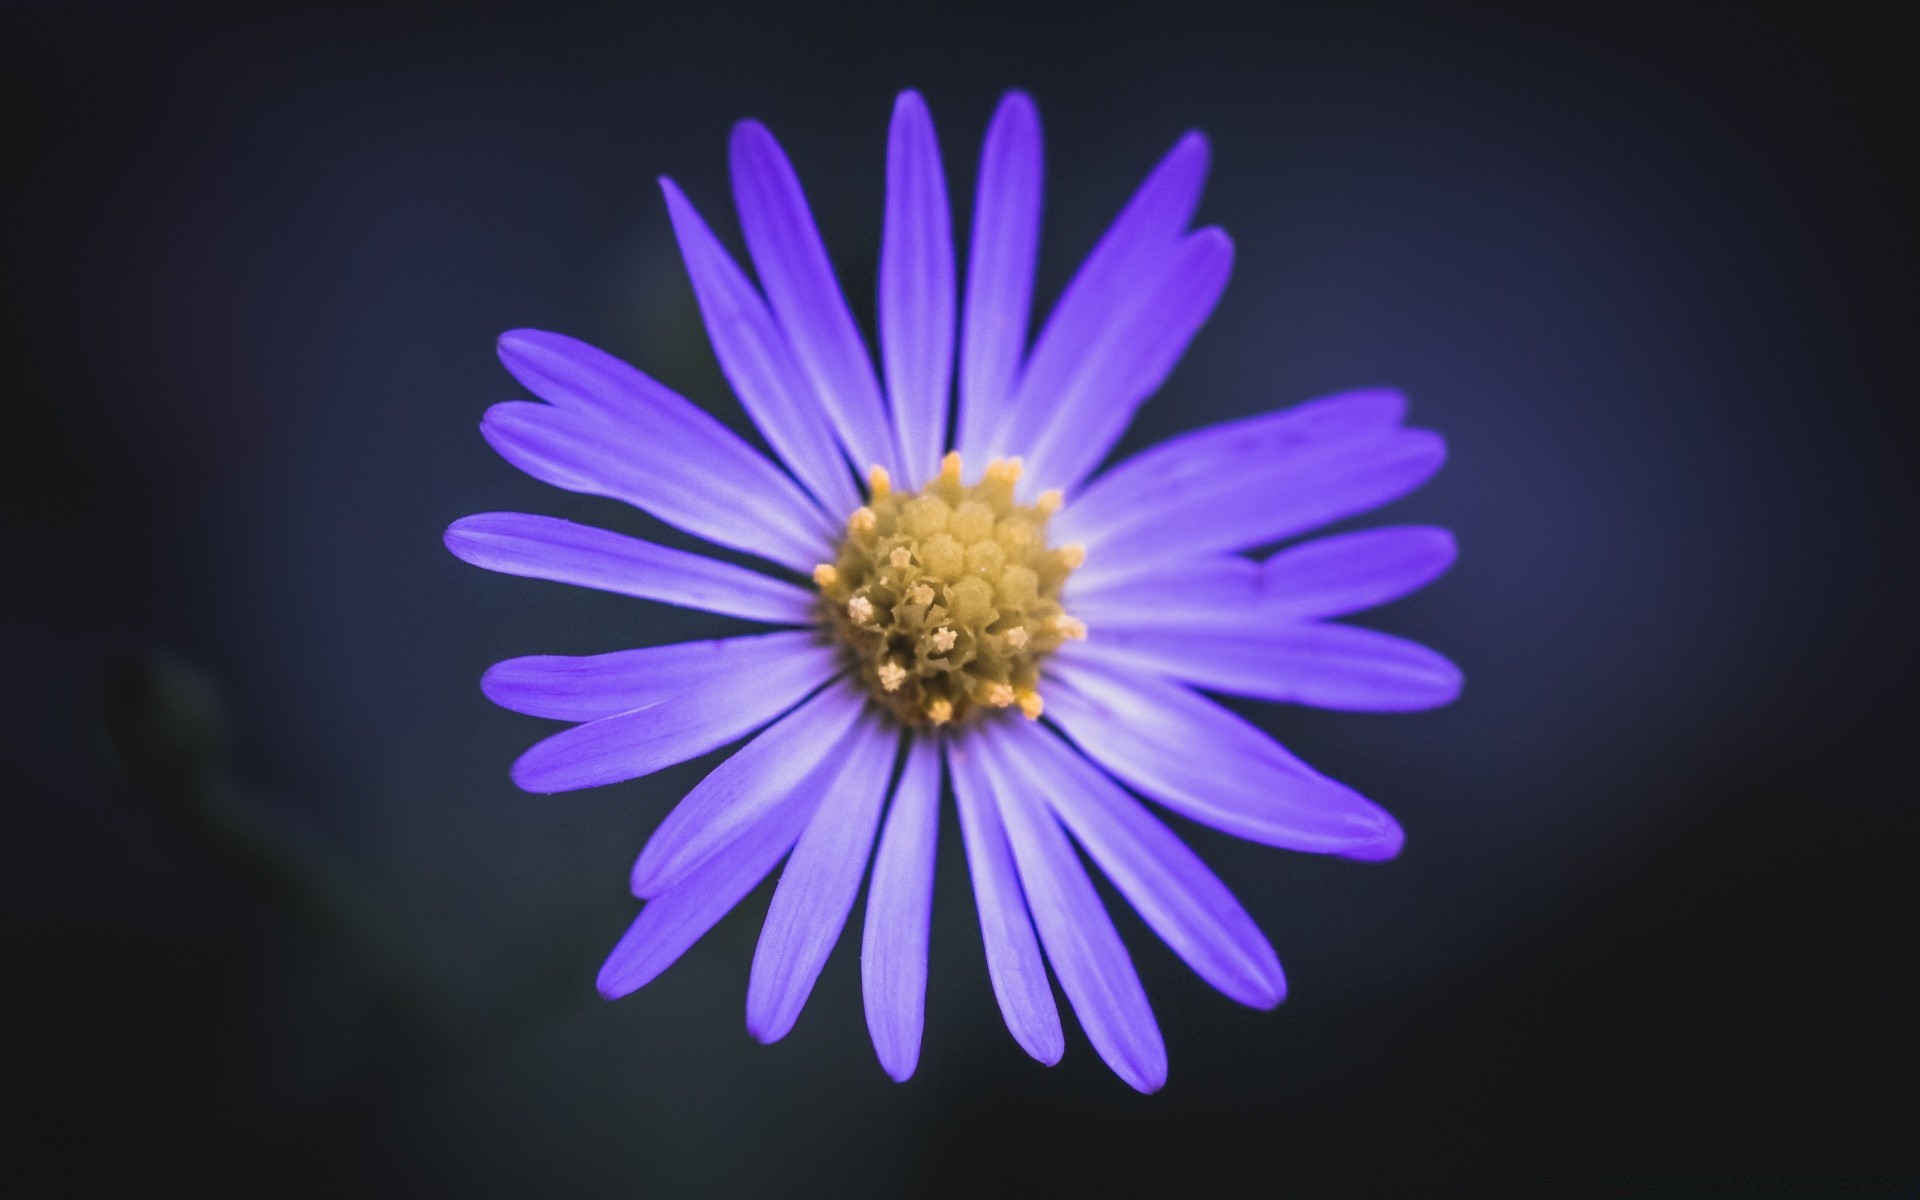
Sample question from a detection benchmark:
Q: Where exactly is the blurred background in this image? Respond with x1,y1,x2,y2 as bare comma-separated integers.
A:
9,1,1915,1192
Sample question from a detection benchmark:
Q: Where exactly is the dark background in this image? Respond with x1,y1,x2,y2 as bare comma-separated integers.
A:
9,1,1915,1193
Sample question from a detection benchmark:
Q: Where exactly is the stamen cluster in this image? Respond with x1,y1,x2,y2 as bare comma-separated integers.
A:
815,452,1085,727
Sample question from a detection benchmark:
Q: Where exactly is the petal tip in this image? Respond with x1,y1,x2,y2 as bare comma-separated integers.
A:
988,90,1042,142
893,88,929,119
746,1006,794,1046
1008,1013,1066,1066
729,117,777,160
1238,958,1288,1010
1410,427,1449,469
629,836,712,901
1193,223,1231,244
594,969,631,1001
1190,225,1235,263
878,1050,919,1084
442,518,479,557
1121,1057,1169,1094
508,747,571,795
495,327,549,366
1167,129,1212,195
1027,1031,1066,1066
627,852,666,899
478,401,536,448
477,660,511,704
1422,659,1466,708
1343,817,1406,863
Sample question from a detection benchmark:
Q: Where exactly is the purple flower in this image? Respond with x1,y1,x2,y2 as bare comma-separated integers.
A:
446,90,1458,1093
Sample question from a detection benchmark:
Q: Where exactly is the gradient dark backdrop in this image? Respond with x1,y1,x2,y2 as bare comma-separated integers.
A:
10,2,1915,1193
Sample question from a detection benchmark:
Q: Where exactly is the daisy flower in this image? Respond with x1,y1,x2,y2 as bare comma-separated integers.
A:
446,90,1459,1093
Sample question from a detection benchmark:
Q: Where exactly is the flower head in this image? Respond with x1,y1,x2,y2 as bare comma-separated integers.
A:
446,90,1459,1092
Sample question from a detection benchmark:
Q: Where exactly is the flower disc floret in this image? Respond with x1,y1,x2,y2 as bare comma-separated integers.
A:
814,451,1086,727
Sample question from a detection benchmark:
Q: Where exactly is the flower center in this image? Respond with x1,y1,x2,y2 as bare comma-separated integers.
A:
814,451,1085,728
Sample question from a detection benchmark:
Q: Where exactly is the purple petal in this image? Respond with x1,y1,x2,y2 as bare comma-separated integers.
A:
659,179,862,518
988,131,1209,465
1056,388,1404,550
747,709,898,1043
445,512,816,625
994,719,1284,1008
1256,525,1457,618
1045,655,1404,860
1087,432,1445,582
507,648,838,794
956,90,1042,464
880,91,955,488
861,733,941,1082
1064,554,1261,628
1070,622,1462,712
629,680,866,897
597,782,821,999
1065,525,1457,628
486,331,835,572
1059,397,1443,583
977,729,1167,1094
1021,228,1233,494
482,631,833,722
730,120,899,478
948,728,1064,1066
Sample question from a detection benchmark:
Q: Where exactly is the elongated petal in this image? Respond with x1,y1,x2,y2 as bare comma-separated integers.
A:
1066,526,1457,628
989,131,1209,464
445,512,816,625
630,680,866,896
1092,432,1445,580
482,632,833,722
995,719,1284,1008
1045,655,1403,860
487,331,835,572
747,710,897,1043
1022,228,1233,494
1065,554,1261,628
957,90,1042,463
861,733,941,1081
1072,622,1461,712
880,91,955,488
1058,399,1443,587
1055,387,1408,559
660,178,861,517
978,731,1167,1094
597,780,822,999
1256,525,1457,618
730,120,898,478
948,729,1063,1065
507,647,837,793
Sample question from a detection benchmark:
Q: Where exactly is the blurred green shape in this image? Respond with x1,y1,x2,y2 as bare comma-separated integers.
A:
102,649,462,1047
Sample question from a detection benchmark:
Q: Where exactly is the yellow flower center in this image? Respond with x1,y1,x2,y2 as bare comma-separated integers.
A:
813,451,1086,727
